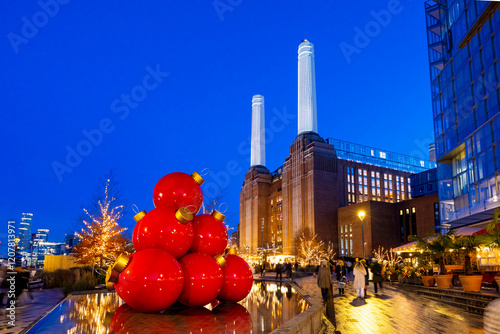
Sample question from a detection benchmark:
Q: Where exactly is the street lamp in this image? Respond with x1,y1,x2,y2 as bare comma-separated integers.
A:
358,211,366,259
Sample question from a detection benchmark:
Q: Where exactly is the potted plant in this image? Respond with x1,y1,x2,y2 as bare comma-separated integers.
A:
453,235,483,292
409,231,454,289
477,209,500,289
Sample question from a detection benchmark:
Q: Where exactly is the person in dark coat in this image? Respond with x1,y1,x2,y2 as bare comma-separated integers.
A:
360,259,369,296
275,262,283,281
370,259,384,294
317,260,332,302
335,261,347,282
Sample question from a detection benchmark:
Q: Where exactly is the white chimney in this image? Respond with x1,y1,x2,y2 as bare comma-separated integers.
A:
251,95,265,167
298,39,318,135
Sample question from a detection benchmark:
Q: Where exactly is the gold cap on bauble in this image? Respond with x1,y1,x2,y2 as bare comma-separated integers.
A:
134,210,147,223
211,210,225,222
191,171,205,185
112,253,130,273
175,207,193,224
213,254,227,267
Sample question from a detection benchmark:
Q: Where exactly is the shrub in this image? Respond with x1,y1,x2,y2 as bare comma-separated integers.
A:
63,272,99,296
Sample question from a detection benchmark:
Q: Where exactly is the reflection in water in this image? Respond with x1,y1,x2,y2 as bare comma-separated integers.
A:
242,282,309,333
28,282,308,334
67,293,124,334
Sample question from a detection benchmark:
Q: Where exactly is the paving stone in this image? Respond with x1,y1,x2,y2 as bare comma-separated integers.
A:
0,289,64,334
292,275,487,334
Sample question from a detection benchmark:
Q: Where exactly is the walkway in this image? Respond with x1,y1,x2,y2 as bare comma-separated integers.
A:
293,275,486,334
0,288,64,334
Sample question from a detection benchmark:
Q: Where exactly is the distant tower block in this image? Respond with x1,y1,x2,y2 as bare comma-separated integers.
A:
298,40,318,135
251,95,266,167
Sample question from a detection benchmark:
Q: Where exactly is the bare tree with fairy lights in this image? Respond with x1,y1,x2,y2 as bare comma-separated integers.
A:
75,171,132,270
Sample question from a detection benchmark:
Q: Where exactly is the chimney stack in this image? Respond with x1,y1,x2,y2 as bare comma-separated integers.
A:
251,95,265,167
297,40,318,135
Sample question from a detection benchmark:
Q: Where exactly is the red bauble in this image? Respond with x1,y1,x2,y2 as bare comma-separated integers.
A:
189,211,228,256
153,172,204,214
175,308,219,334
116,312,181,333
177,253,223,307
133,207,193,259
109,304,138,334
213,303,253,333
114,249,184,313
217,254,253,303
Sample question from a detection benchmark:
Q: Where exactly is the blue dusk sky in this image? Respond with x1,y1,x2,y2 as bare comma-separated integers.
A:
0,1,433,253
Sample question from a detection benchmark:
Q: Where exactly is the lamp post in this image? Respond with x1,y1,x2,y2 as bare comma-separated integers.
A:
358,211,366,259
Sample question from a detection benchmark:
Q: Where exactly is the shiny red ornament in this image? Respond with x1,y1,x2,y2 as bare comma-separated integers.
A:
133,207,194,259
190,210,228,256
217,254,253,303
175,307,219,334
116,311,181,333
177,252,224,307
109,304,139,334
213,303,253,333
114,249,184,313
153,172,204,214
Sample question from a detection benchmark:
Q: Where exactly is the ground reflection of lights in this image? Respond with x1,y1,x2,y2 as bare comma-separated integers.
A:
32,282,308,334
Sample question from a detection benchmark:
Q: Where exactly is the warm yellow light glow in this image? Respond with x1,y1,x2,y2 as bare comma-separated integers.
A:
358,211,365,221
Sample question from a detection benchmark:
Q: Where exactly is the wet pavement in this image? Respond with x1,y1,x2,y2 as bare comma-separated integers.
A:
292,274,487,334
0,288,64,334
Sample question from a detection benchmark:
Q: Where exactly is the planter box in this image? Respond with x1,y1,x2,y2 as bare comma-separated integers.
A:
435,275,453,289
422,276,435,287
459,275,482,292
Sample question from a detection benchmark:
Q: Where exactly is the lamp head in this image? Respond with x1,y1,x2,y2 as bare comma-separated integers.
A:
358,211,366,221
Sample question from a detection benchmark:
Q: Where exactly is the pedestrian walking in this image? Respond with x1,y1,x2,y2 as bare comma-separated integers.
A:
317,260,332,303
371,259,384,294
353,261,367,299
338,275,347,295
275,262,283,281
261,262,266,277
484,298,500,334
346,260,353,281
294,262,299,272
287,262,292,279
335,261,346,282
360,259,369,297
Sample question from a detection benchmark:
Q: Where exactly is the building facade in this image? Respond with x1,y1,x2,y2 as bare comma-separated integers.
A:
240,41,436,256
427,1,500,227
18,213,33,251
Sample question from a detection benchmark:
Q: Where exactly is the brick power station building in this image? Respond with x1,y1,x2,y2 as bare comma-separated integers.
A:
239,40,438,258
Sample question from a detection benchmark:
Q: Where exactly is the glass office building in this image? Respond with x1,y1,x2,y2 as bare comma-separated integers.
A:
327,138,437,174
426,1,500,227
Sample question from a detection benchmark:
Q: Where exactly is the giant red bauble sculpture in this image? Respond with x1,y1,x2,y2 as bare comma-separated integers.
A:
217,254,253,303
177,252,224,307
113,249,184,313
153,172,204,214
189,210,228,256
132,207,194,258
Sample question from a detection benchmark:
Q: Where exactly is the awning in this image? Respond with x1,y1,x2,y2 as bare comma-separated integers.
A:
392,226,484,253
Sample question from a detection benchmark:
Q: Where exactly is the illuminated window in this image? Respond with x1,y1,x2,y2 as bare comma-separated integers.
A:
271,199,273,205
380,151,386,159
412,207,416,213
340,225,344,233
349,224,352,232
340,236,344,255
400,210,403,215
279,214,282,220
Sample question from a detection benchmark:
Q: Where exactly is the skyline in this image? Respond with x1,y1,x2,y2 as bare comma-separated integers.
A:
1,1,433,253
